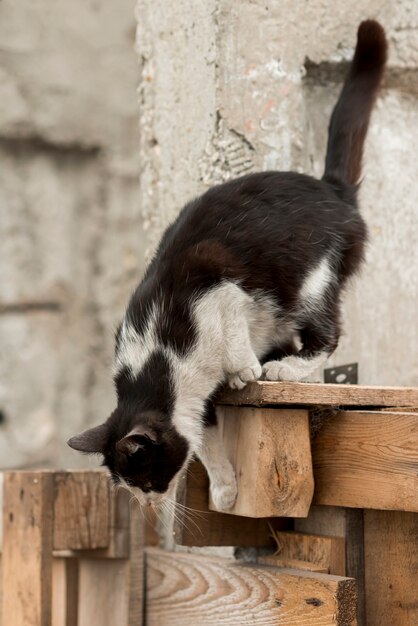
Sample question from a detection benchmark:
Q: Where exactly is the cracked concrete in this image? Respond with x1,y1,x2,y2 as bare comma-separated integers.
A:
0,0,143,468
136,0,418,386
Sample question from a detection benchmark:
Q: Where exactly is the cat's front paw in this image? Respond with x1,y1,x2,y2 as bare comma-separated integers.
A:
228,362,262,390
210,476,238,510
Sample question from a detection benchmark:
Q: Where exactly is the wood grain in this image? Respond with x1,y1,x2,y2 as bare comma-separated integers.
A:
53,470,110,550
257,555,328,573
270,530,346,576
313,411,418,511
364,510,418,626
174,460,289,547
146,548,357,626
295,507,366,626
1,471,54,626
219,381,418,408
210,407,314,518
52,558,79,626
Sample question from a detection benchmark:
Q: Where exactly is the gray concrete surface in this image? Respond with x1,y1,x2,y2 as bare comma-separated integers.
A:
0,1,417,469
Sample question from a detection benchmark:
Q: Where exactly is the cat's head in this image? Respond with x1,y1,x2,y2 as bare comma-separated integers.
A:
67,406,189,506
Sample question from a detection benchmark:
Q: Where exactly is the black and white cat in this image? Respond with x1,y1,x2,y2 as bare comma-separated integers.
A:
69,21,387,511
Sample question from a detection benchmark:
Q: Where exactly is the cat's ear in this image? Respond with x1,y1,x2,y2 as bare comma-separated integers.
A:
116,425,157,456
67,423,108,454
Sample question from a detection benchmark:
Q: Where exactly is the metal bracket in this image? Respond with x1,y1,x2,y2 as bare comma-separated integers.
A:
324,362,358,385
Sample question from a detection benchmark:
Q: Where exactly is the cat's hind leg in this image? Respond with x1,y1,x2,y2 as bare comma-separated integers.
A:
263,302,340,382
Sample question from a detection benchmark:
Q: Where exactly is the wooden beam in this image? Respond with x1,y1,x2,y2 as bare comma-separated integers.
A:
270,530,346,576
313,411,418,511
146,548,357,626
1,471,54,626
219,381,418,408
209,407,314,518
364,510,418,626
174,460,289,547
53,470,110,551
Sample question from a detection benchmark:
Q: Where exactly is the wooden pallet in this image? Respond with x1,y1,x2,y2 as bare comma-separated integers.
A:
0,470,144,626
1,382,417,626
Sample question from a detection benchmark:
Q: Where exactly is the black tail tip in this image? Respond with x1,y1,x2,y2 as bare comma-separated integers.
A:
355,20,388,70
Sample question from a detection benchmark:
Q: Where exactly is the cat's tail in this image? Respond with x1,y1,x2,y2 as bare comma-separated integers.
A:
323,20,387,188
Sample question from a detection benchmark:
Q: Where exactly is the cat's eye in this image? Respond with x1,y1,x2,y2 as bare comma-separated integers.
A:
144,481,152,490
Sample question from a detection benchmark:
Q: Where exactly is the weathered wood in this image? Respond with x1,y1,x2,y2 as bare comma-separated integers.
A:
219,381,418,408
270,530,346,576
127,499,145,626
295,506,366,626
1,471,54,626
146,548,357,626
257,555,328,573
313,411,418,511
364,510,418,626
174,460,289,547
53,470,110,551
78,559,129,626
52,558,79,626
209,407,314,518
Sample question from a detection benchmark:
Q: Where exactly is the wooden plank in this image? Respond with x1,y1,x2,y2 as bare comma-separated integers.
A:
127,499,145,626
52,558,79,626
219,381,418,408
295,507,366,626
209,407,314,518
313,411,418,511
257,555,328,573
76,497,144,626
364,510,418,626
270,530,345,576
53,470,110,551
146,548,357,626
1,471,54,626
174,460,289,547
78,559,129,626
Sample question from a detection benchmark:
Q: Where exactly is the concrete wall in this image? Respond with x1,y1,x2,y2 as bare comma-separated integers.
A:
0,1,142,468
136,0,418,387
0,1,417,469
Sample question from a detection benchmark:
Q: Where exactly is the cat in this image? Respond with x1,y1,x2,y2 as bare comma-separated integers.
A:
68,21,387,512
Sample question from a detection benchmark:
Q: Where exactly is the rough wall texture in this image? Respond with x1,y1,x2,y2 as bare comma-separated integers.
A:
0,0,141,468
136,0,418,387
1,1,417,470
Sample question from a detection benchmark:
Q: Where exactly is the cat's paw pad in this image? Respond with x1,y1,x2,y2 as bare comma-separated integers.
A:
210,477,238,510
263,359,305,382
228,363,262,390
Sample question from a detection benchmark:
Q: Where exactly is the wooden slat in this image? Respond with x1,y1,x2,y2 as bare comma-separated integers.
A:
295,507,366,626
313,411,418,511
52,558,79,626
53,470,110,550
78,559,129,626
209,407,313,517
1,471,54,626
364,510,418,626
219,381,418,408
270,530,346,576
257,555,328,573
174,460,289,547
127,499,145,626
146,548,357,626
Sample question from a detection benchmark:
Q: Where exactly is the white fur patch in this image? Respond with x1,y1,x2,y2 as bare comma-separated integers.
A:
263,351,329,382
300,256,333,304
114,300,161,377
